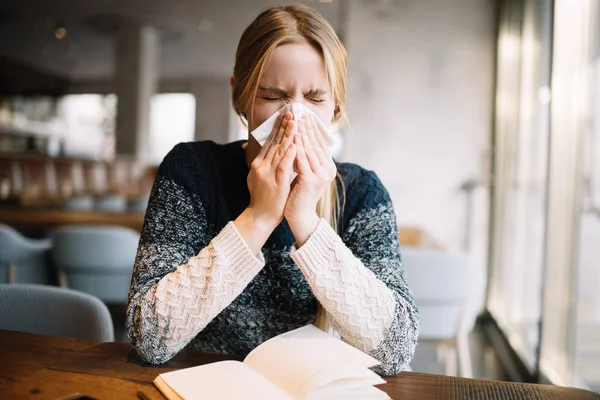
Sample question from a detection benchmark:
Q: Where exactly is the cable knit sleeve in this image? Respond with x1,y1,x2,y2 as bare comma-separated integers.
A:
126,150,264,364
290,169,419,376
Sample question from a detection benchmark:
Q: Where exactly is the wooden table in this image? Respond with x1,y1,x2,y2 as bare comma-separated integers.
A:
0,330,598,400
0,208,145,232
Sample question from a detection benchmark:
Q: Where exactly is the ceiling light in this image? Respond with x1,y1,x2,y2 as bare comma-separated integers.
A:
55,27,67,40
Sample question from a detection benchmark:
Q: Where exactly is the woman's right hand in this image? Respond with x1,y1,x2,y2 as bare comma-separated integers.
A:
248,111,297,228
234,111,297,254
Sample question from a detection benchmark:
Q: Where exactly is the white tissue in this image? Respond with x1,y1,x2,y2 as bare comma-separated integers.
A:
250,103,335,148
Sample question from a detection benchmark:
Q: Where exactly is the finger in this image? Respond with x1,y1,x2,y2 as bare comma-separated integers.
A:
311,113,335,146
294,133,312,176
272,119,297,165
265,117,293,164
309,116,337,179
281,117,298,151
306,115,329,166
272,111,290,146
276,143,296,183
257,111,286,161
281,112,297,146
299,120,320,172
310,114,333,160
269,119,296,164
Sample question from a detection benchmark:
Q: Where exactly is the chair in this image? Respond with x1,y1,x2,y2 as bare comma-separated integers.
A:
0,283,114,342
51,225,139,304
402,247,485,378
95,194,127,212
128,191,151,213
65,195,95,211
0,223,52,284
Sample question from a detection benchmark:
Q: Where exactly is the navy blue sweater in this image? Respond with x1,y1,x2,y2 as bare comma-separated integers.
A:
127,140,419,375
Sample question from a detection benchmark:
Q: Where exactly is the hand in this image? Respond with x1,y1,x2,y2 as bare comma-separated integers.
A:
284,114,337,245
235,111,297,254
247,111,297,229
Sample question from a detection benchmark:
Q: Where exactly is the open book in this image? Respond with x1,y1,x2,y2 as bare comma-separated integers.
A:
153,325,390,400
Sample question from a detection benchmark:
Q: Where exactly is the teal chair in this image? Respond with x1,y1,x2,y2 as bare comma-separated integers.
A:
0,224,52,284
65,195,95,211
128,191,150,213
51,225,139,304
402,248,485,378
95,194,127,212
0,283,114,342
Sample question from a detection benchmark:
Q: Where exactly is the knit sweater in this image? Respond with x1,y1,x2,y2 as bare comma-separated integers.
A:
126,140,419,376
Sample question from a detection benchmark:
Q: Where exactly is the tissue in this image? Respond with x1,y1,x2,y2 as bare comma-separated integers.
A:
250,103,335,148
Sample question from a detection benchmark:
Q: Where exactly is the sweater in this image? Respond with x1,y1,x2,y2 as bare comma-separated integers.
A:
126,140,419,376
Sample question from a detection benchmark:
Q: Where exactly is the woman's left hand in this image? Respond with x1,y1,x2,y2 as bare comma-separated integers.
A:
284,113,337,246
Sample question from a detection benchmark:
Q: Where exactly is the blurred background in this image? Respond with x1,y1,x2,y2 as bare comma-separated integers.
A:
0,0,598,392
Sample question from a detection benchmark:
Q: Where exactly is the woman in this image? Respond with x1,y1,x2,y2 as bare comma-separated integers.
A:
127,4,419,376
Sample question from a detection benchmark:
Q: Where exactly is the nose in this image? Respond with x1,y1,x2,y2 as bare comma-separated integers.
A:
288,92,308,106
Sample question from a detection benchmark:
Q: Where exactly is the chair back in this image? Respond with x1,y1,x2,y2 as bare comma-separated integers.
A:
0,224,52,284
0,283,114,342
95,194,127,212
52,225,139,303
128,191,150,213
402,247,485,340
65,195,95,211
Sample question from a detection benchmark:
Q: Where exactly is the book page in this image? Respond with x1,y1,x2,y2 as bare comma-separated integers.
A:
308,369,386,394
306,370,389,400
155,360,293,400
308,385,390,400
243,325,383,399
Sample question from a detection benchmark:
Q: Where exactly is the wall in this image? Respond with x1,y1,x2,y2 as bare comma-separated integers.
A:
343,0,495,262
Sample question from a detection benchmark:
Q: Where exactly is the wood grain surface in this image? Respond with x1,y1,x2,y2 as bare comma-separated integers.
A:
0,330,598,400
0,208,145,232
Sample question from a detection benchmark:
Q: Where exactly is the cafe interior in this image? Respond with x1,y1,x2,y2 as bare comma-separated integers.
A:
1,0,600,398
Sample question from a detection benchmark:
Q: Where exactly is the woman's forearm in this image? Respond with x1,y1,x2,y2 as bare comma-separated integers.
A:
290,219,396,352
234,207,280,255
128,222,265,364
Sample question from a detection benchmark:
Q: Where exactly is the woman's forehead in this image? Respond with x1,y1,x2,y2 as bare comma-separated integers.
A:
260,43,330,89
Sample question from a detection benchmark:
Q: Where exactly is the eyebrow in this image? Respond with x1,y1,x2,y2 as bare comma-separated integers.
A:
258,86,328,96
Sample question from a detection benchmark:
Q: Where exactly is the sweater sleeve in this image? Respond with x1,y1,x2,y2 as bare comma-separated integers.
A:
126,160,264,364
290,170,419,376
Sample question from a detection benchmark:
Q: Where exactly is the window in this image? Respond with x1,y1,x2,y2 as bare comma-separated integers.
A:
149,93,196,163
489,0,600,390
488,0,552,372
572,0,600,390
57,94,116,159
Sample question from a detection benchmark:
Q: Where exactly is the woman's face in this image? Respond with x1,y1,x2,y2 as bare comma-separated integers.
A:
246,43,335,132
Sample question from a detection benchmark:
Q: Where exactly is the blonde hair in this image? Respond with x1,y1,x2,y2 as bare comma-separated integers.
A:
232,4,347,332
